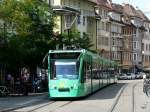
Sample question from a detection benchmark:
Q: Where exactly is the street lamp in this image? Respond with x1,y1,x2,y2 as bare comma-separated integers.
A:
94,6,101,51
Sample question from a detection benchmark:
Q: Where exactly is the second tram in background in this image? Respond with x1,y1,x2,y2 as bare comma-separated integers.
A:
48,49,118,98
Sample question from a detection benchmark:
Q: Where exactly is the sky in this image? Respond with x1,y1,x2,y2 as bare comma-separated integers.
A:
112,0,150,18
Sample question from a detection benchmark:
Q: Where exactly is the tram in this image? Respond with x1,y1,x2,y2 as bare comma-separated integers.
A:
48,49,118,98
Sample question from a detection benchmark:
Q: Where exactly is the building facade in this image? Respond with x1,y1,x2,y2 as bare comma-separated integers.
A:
50,0,97,50
95,0,112,59
50,0,150,72
109,3,123,69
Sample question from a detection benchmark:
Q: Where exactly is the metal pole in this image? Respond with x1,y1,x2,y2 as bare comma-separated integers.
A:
120,50,123,74
67,28,70,47
96,19,97,50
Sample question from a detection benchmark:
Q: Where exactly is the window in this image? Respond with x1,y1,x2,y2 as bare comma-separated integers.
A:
133,53,137,61
142,43,144,51
112,38,115,46
98,36,101,45
102,22,104,30
105,37,108,46
51,60,79,80
65,15,72,27
77,16,81,24
106,23,109,32
83,61,91,82
133,42,137,49
83,16,86,26
146,44,148,51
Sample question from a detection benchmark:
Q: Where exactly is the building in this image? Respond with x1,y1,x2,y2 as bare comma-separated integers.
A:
50,0,97,50
136,10,150,68
109,3,124,70
50,0,114,58
50,0,150,72
121,4,135,73
94,0,112,59
124,4,147,72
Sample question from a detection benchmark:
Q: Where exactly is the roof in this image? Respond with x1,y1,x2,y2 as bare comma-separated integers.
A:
111,3,123,14
88,0,112,9
136,10,150,21
123,4,141,18
97,0,112,9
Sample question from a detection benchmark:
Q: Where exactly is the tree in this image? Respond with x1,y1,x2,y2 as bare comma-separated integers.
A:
56,31,93,50
0,0,54,75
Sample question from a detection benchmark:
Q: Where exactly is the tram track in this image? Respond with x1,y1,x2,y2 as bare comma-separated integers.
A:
108,83,128,112
2,101,56,112
6,100,73,112
109,81,139,112
24,101,72,112
132,82,138,112
24,101,56,112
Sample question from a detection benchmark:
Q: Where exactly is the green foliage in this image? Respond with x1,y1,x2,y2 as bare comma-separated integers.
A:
0,0,93,74
0,0,54,72
56,31,93,50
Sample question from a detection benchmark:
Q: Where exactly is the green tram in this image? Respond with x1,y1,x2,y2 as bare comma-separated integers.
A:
48,49,118,98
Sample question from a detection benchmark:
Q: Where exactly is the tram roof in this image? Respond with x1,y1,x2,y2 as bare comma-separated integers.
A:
48,49,118,65
49,49,86,54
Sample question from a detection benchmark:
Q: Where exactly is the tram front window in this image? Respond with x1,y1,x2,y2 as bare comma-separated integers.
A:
51,60,79,79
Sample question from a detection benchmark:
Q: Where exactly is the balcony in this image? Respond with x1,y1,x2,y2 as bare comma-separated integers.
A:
52,6,80,15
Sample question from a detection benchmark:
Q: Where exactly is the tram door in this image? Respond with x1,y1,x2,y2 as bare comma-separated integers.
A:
99,64,103,88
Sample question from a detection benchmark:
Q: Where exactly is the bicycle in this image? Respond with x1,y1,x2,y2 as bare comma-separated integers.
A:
145,84,150,97
0,86,10,97
143,79,150,97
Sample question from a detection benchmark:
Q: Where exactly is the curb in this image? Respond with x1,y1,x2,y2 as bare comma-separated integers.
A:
8,92,48,97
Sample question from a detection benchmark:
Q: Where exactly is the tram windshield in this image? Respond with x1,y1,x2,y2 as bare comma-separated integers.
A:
51,60,79,80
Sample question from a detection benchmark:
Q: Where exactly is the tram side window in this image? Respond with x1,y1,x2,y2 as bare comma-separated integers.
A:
99,66,103,79
50,61,56,79
107,65,110,78
110,65,115,78
103,66,107,79
83,61,91,82
92,63,99,79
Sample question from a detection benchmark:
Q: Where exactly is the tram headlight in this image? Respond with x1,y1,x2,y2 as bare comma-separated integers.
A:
73,84,78,89
51,84,57,89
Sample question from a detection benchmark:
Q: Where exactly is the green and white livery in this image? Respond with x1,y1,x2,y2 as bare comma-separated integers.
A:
48,49,118,98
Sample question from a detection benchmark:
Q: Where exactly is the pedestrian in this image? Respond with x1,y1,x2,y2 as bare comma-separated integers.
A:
22,74,29,96
15,78,21,94
10,76,14,94
6,74,12,87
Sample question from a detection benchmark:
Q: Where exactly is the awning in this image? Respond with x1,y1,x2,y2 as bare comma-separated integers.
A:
52,6,80,15
144,68,150,71
122,65,132,69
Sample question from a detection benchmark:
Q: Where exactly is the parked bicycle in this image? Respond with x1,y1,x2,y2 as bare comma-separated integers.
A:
0,86,9,97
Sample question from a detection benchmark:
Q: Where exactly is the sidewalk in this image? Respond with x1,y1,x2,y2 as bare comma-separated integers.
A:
0,92,49,112
9,92,48,97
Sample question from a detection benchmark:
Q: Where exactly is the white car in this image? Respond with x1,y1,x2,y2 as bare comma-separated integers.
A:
126,73,132,80
126,73,136,80
135,73,143,79
118,74,128,80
